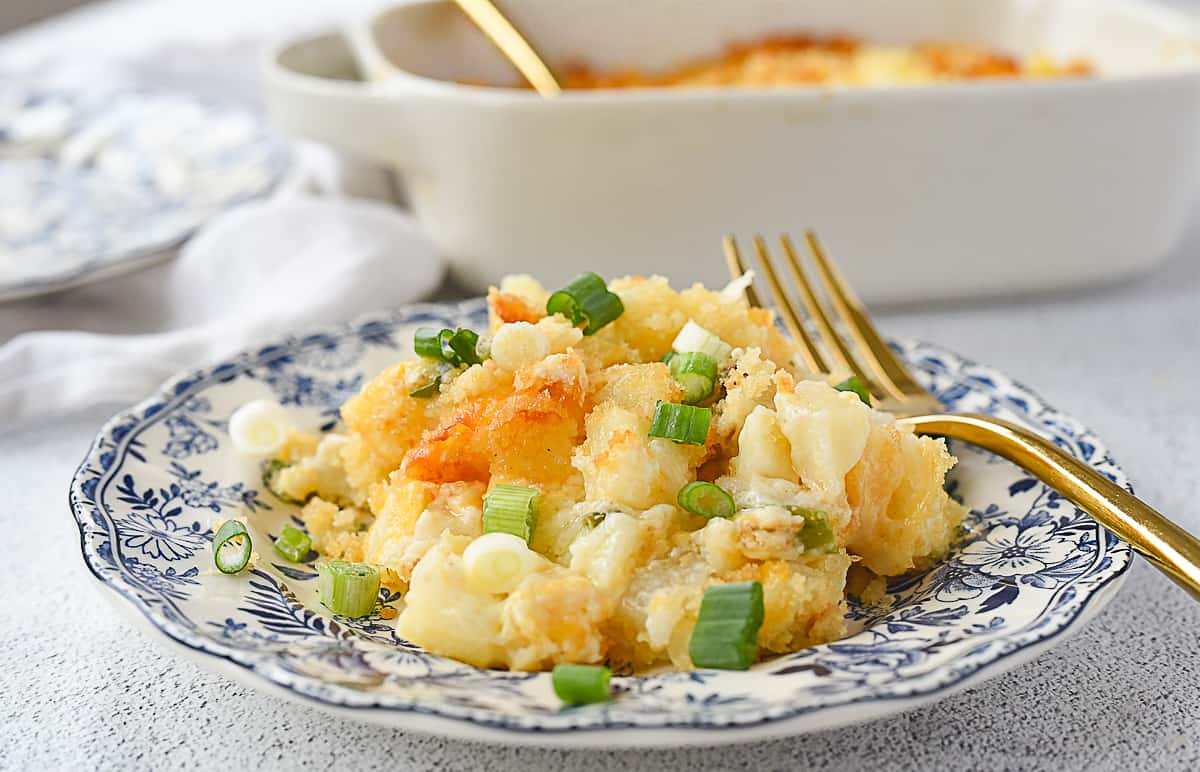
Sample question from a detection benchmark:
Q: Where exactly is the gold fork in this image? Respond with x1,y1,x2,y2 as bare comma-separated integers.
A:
725,231,1200,601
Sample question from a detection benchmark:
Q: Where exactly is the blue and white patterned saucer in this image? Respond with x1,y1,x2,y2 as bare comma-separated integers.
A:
0,83,290,302
69,299,1132,746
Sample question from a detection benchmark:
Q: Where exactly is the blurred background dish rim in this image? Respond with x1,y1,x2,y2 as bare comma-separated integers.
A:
0,84,293,303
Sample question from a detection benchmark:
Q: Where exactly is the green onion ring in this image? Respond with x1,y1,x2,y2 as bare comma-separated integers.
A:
546,273,624,336
669,351,719,404
552,663,612,705
648,402,712,445
413,327,444,360
483,484,540,543
448,328,483,366
273,524,312,563
317,560,380,618
677,481,736,519
688,581,765,670
213,519,252,574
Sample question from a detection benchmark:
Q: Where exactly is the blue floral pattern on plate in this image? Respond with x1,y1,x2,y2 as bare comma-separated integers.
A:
0,82,291,301
68,299,1133,743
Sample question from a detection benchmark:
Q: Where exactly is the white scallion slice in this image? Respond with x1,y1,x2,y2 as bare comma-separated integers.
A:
462,532,539,594
228,399,290,457
672,320,733,364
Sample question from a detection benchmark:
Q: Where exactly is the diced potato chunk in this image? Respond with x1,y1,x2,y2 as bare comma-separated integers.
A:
396,535,507,668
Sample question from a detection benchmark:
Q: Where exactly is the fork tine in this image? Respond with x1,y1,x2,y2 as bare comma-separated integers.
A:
745,235,828,374
744,235,830,374
777,234,863,380
721,234,762,309
803,230,929,400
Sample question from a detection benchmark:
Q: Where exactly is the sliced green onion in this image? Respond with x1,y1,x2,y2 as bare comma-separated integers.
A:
672,320,733,364
677,481,735,519
228,399,289,457
437,328,458,361
582,512,607,529
413,327,444,360
648,402,711,445
789,507,837,554
688,581,764,670
448,328,482,366
669,351,719,403
552,663,612,705
415,326,485,368
462,532,536,593
409,379,440,398
213,519,252,574
317,560,380,618
273,524,312,562
661,351,678,364
546,272,624,336
410,360,457,399
262,460,308,506
834,375,871,406
483,484,539,543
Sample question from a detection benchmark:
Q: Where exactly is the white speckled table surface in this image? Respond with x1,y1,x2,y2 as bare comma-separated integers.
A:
2,1,1200,770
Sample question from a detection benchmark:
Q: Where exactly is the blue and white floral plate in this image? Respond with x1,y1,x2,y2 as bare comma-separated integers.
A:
0,82,291,302
69,299,1132,746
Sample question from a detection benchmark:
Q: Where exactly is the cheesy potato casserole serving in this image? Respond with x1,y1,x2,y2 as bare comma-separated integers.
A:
559,33,1091,89
239,274,964,674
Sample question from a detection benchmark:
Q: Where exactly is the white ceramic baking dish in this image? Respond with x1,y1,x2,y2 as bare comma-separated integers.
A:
264,0,1200,302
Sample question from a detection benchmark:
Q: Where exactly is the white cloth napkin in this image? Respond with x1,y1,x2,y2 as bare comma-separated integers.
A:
0,193,443,429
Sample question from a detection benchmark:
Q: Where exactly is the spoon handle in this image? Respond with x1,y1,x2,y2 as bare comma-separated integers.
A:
452,0,562,96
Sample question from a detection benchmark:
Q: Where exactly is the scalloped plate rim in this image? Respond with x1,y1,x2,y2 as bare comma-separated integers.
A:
82,539,1128,747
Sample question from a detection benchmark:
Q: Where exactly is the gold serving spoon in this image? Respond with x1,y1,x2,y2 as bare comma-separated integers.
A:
451,0,562,96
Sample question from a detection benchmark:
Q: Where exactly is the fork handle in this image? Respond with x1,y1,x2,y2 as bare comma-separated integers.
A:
903,412,1200,601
